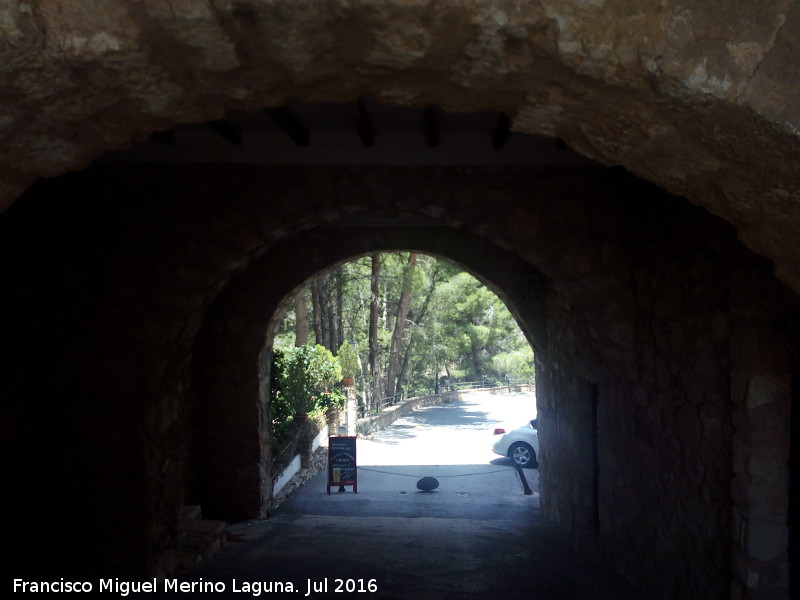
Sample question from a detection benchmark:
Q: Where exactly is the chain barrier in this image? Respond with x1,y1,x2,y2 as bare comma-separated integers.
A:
357,466,517,478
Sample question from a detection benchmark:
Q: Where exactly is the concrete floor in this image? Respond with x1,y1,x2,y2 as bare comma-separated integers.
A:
150,393,644,599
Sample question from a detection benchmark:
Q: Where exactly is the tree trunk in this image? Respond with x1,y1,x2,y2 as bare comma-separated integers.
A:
470,338,482,381
294,288,309,347
395,260,438,397
313,275,336,350
326,275,337,350
311,281,322,346
396,339,413,398
335,267,344,350
386,253,417,401
368,253,382,408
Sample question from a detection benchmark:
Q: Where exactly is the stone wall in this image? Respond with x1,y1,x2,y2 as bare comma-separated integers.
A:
357,391,460,435
728,274,797,598
2,1,800,307
2,162,797,598
536,196,799,599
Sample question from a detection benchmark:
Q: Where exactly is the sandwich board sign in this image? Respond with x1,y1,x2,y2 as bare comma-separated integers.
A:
327,436,357,494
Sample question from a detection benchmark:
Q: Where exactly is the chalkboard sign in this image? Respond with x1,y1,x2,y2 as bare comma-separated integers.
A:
327,436,357,494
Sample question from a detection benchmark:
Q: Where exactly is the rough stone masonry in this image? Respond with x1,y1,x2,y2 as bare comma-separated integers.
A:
2,3,799,600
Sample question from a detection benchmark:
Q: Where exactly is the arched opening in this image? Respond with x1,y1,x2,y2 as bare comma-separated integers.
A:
269,252,539,481
2,97,798,598
2,2,800,595
189,223,548,517
270,253,537,406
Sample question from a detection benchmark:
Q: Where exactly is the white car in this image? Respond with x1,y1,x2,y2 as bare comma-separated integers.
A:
492,419,539,468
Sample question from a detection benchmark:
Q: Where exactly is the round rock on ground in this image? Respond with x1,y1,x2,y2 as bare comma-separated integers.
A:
417,477,440,492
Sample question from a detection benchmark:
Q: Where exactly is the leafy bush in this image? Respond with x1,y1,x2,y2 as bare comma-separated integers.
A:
269,349,296,449
317,387,346,412
315,345,342,393
492,347,536,381
336,341,359,378
279,343,342,416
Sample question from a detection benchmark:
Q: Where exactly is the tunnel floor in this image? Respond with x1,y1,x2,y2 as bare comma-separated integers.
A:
158,466,644,600
155,393,645,599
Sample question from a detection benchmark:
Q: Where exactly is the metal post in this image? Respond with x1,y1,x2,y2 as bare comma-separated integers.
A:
515,465,533,495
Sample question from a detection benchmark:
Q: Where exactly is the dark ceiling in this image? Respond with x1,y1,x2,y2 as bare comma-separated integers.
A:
102,96,596,167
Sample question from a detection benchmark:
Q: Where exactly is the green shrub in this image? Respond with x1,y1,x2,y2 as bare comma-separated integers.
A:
280,343,342,415
336,341,359,378
315,345,343,393
317,387,346,412
269,349,296,448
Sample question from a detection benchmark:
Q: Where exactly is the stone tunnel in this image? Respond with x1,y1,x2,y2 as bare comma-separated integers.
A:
1,2,799,599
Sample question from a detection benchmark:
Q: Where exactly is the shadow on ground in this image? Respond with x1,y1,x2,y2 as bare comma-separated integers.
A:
141,465,643,600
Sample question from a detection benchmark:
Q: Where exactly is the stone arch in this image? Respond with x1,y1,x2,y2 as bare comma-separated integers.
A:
191,223,548,518
2,2,800,297
2,3,800,598
3,158,799,597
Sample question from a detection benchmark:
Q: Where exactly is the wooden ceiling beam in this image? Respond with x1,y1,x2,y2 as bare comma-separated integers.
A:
149,130,176,146
425,106,440,147
352,99,376,147
207,119,243,146
266,106,310,146
492,113,511,149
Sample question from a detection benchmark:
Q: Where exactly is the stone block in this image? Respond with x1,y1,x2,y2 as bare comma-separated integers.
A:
746,374,790,409
746,405,791,445
748,449,788,485
745,521,788,562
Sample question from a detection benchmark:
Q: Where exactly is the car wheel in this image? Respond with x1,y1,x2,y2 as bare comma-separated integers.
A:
509,442,535,467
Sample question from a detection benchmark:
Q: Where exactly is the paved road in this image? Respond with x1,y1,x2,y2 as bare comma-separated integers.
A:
359,389,536,466
159,392,642,600
283,390,539,521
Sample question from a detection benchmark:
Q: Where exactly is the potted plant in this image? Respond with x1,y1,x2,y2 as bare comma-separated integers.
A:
337,341,359,387
319,388,346,423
